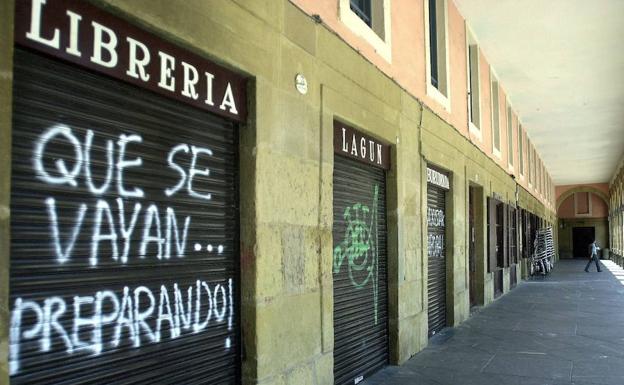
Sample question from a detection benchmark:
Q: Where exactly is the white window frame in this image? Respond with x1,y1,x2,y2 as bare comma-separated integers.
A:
527,140,532,188
518,123,524,179
536,158,544,196
339,0,392,63
465,23,481,140
424,0,451,112
532,147,537,190
490,71,501,159
506,102,514,172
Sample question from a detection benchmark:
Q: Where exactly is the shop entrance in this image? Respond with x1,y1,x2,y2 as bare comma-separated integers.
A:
10,49,242,385
332,121,390,385
427,166,450,337
573,227,595,259
468,187,478,308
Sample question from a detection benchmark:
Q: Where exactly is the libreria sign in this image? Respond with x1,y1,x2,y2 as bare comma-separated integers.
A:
15,0,247,122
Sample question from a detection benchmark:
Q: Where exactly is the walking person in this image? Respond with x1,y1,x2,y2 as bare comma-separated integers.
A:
584,240,602,272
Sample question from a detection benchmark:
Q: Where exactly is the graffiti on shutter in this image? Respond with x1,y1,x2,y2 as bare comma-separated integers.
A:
10,124,236,375
333,184,381,324
10,50,239,383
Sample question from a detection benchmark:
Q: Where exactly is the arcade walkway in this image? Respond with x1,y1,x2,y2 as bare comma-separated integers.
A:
364,259,624,385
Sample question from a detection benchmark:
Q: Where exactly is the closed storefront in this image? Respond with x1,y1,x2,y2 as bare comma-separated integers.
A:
488,197,506,298
332,121,390,385
426,166,449,337
508,206,518,289
10,1,245,384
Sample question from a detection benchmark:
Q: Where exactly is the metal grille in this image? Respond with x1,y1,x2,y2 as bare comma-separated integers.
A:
427,181,446,337
10,49,240,384
333,156,388,385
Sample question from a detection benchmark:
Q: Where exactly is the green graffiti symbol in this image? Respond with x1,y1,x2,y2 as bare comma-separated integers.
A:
333,184,380,324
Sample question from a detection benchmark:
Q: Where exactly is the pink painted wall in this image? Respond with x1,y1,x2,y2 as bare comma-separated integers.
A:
556,183,610,201
290,0,554,208
557,193,609,219
558,195,575,218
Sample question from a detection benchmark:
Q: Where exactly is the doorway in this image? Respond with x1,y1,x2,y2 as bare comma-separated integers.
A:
468,187,477,308
572,227,595,259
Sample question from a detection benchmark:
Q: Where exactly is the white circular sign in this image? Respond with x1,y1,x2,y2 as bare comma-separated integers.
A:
295,73,308,95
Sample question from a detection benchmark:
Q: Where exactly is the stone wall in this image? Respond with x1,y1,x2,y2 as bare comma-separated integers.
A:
0,1,556,384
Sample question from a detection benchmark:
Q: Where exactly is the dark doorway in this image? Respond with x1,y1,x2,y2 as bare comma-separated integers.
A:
572,227,595,259
468,187,477,308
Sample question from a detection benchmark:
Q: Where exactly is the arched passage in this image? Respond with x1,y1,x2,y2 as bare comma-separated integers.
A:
556,187,610,259
556,186,609,211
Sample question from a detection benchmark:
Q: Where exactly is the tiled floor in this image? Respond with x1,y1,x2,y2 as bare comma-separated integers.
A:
363,259,624,385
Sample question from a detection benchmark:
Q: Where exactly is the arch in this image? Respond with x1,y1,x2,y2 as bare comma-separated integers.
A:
556,186,609,212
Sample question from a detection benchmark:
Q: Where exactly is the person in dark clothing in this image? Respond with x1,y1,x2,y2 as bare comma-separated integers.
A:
584,240,602,272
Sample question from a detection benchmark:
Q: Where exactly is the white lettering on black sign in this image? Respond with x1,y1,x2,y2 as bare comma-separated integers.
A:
333,120,390,169
341,127,383,166
427,168,450,190
15,0,247,121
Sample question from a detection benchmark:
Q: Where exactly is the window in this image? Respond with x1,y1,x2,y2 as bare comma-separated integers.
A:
527,140,532,186
532,148,537,188
546,177,550,201
425,0,450,110
537,159,541,193
491,75,500,156
466,25,481,134
541,160,546,195
538,159,544,194
339,0,392,62
507,105,513,169
574,192,593,217
518,125,524,176
350,0,372,26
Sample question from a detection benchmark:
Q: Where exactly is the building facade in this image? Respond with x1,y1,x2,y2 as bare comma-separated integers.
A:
610,159,624,266
0,1,559,384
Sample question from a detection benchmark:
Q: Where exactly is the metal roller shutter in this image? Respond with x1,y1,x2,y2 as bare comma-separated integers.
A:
10,49,240,384
333,156,388,385
427,180,446,337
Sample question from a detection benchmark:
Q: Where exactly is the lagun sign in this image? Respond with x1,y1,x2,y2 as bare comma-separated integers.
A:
10,0,244,380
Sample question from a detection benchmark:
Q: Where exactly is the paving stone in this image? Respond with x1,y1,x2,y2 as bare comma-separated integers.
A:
482,353,572,380
362,260,624,385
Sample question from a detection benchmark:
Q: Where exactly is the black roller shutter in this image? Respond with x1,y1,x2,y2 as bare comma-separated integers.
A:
10,49,240,384
487,198,497,272
427,177,447,337
333,156,388,385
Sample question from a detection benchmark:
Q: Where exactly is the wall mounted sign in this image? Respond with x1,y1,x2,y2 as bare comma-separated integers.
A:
295,73,308,95
426,167,450,190
492,192,504,202
333,120,390,170
15,0,247,122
